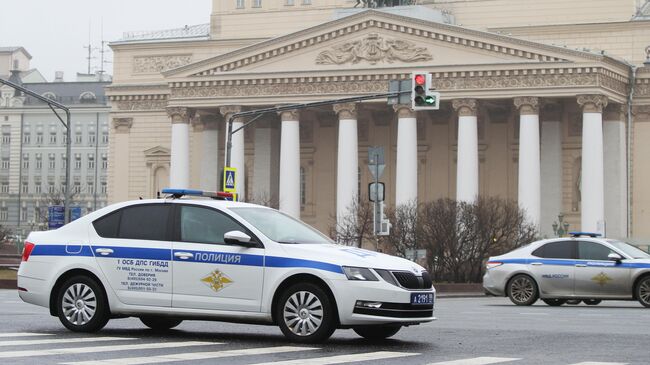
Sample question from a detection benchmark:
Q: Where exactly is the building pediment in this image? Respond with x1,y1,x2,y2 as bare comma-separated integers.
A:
143,146,170,158
164,10,624,80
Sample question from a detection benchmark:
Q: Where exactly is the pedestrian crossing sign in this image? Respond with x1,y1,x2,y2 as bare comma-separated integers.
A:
223,167,237,193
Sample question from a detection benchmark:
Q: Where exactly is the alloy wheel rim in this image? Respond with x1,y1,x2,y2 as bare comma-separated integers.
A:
283,291,323,336
511,277,534,303
640,280,650,304
62,283,97,326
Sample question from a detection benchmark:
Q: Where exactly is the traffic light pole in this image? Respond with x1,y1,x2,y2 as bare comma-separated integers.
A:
225,91,409,169
0,78,73,224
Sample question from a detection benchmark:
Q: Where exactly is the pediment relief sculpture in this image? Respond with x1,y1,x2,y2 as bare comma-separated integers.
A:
315,33,432,65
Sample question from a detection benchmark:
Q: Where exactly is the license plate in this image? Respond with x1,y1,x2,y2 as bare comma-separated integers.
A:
411,292,434,306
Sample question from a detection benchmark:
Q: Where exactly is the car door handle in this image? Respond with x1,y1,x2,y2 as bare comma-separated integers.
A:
575,264,587,267
95,248,114,256
531,262,543,266
174,252,194,260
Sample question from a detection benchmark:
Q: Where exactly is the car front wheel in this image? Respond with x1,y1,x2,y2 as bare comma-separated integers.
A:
583,299,602,306
56,276,109,332
353,325,401,340
507,275,538,306
636,276,650,308
276,282,336,343
140,316,183,331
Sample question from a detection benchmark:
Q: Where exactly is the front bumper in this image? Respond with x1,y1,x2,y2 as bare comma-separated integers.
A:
329,278,436,326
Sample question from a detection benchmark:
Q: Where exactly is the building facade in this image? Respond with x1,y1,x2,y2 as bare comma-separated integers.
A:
0,69,111,237
107,0,650,239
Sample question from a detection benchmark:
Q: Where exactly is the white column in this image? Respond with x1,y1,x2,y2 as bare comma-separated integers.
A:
604,105,627,238
540,103,563,238
199,114,220,191
514,97,541,228
578,95,608,234
334,103,358,225
279,110,301,219
394,105,418,206
452,99,479,203
221,106,245,200
167,107,193,189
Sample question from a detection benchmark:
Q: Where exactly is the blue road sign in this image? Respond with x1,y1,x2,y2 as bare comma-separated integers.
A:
223,167,237,193
48,206,65,230
70,207,82,222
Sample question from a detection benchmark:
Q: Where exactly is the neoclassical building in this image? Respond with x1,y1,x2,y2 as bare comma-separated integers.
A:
107,0,650,239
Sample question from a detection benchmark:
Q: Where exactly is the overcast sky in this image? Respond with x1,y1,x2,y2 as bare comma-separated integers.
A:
0,0,212,82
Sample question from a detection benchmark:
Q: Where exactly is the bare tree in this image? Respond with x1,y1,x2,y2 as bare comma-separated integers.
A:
380,201,420,258
34,188,80,226
329,199,374,247
246,191,279,209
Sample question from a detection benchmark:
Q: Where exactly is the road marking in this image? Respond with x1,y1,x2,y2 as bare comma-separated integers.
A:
249,351,419,365
62,346,317,365
0,341,216,359
427,357,521,365
567,362,628,365
0,332,53,338
0,336,134,347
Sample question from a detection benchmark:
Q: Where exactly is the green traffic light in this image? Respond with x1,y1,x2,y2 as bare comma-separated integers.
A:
425,96,436,105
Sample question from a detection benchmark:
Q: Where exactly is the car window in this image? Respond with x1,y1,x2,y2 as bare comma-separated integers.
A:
578,241,614,261
118,204,171,241
93,211,121,238
532,241,576,259
180,205,249,245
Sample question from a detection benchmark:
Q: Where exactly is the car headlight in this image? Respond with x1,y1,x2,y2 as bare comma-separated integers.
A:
342,266,378,281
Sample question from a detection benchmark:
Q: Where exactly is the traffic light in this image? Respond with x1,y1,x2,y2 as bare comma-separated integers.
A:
411,72,440,110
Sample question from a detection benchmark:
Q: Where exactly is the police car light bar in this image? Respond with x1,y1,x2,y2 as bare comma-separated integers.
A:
569,232,602,238
161,188,234,201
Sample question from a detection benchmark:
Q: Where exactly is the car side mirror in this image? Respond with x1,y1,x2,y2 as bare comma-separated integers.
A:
224,230,254,247
608,252,622,262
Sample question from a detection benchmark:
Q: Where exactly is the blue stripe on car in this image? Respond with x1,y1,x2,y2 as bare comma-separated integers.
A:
28,244,343,274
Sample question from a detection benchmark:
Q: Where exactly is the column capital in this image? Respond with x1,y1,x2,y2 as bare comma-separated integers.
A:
219,105,243,119
278,110,300,122
393,104,416,119
577,95,608,113
166,107,195,124
112,118,133,134
333,102,357,120
452,98,478,117
514,96,540,115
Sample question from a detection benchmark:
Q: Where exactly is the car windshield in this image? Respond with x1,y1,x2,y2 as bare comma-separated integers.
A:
229,207,333,244
606,240,650,259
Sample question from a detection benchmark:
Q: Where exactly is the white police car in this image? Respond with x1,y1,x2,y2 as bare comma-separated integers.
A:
18,189,435,343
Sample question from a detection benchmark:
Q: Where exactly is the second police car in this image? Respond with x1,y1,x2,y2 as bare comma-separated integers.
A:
17,189,435,343
483,232,650,307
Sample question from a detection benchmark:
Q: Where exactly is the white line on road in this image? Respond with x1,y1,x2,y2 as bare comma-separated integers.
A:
427,357,521,365
0,336,134,347
61,346,317,365
0,332,53,338
0,341,216,359
567,362,628,365
248,351,420,365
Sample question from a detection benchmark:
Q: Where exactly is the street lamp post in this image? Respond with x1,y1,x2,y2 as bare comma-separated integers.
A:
0,77,73,224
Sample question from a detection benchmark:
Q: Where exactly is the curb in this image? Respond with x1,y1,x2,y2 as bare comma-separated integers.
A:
0,280,16,290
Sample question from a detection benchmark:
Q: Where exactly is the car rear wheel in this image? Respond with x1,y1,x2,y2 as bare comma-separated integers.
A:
276,282,336,343
507,275,538,306
635,276,650,308
140,316,183,331
56,276,109,332
566,299,581,305
353,325,401,340
583,299,602,306
542,299,567,306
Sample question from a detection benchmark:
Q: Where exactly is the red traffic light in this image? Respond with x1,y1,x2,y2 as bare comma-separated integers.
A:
414,74,426,85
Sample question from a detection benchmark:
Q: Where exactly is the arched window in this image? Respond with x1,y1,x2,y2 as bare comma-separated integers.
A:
79,91,97,103
42,92,56,100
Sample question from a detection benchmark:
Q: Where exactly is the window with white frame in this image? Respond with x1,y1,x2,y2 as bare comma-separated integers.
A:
35,183,41,194
1,158,9,170
35,154,42,170
22,155,29,170
36,133,43,144
0,208,8,221
48,155,56,169
88,155,95,170
89,133,96,145
75,133,82,144
236,0,245,8
21,207,28,221
73,181,81,194
74,155,82,170
101,155,108,170
48,182,55,194
286,0,294,5
101,132,108,144
21,182,28,194
1,182,8,193
49,132,57,144
252,0,261,7
1,133,10,144
100,181,107,194
23,133,30,144
87,182,95,194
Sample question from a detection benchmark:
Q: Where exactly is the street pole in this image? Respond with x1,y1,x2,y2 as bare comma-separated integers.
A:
0,77,73,223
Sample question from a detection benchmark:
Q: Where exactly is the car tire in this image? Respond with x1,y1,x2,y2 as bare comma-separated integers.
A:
507,274,538,306
140,316,183,331
56,275,109,332
542,299,567,306
353,325,401,340
566,299,581,305
635,276,650,308
276,282,336,343
583,299,602,306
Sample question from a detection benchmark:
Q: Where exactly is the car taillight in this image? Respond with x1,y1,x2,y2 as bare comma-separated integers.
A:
486,261,503,270
22,242,35,262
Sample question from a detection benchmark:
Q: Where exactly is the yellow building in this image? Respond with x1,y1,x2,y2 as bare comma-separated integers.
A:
107,0,650,239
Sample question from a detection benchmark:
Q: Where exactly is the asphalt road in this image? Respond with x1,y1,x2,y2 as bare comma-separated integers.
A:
0,289,648,365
